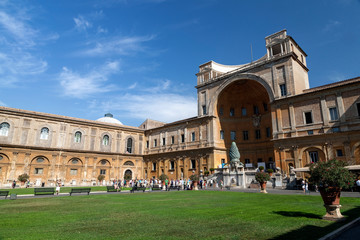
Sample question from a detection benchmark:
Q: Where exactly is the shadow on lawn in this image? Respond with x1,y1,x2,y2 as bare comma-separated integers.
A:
269,206,360,240
273,211,322,219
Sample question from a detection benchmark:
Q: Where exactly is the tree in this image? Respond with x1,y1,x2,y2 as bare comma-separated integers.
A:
18,173,29,183
97,174,105,184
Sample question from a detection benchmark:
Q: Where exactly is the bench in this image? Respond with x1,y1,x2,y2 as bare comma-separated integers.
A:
168,186,180,191
130,186,146,193
34,188,55,195
106,186,120,192
70,188,91,196
0,191,9,199
150,184,162,191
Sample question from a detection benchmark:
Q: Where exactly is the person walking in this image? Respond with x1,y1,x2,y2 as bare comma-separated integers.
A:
56,181,61,195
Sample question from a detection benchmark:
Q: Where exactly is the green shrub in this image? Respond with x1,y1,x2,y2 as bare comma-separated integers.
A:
255,171,270,183
18,173,30,183
190,174,199,181
159,174,168,181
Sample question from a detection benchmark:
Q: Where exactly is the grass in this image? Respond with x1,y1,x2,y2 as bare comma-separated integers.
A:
0,191,359,240
0,186,133,195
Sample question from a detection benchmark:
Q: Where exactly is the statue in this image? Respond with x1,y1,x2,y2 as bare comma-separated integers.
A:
229,142,244,168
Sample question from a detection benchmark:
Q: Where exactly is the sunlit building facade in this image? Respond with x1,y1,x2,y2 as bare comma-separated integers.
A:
1,30,360,187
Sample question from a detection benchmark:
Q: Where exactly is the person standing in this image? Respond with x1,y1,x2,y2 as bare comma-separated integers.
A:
356,177,360,192
12,180,16,189
56,181,61,195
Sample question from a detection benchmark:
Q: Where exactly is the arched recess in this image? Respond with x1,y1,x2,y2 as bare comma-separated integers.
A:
123,169,132,180
123,161,135,166
0,153,10,183
30,156,50,186
299,147,326,165
211,75,275,168
97,159,111,182
208,73,275,116
65,158,84,185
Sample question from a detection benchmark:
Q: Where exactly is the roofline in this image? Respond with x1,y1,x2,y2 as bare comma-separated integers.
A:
0,106,144,132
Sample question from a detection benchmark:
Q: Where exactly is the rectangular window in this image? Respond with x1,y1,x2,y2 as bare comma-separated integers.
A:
257,158,263,163
230,108,235,116
329,107,338,121
70,169,78,175
146,140,149,148
241,107,247,116
253,105,259,115
266,127,271,138
263,103,268,111
35,168,43,174
100,169,106,175
304,112,313,124
170,161,175,170
220,130,224,140
332,127,340,133
245,159,250,164
152,162,156,171
221,159,225,164
202,105,206,115
219,107,224,116
307,130,314,135
171,136,175,144
255,129,261,139
243,131,249,140
357,103,360,117
336,149,343,157
309,151,319,163
162,137,166,146
154,139,157,147
181,134,185,143
191,159,196,169
280,84,287,96
230,131,236,140
191,132,195,142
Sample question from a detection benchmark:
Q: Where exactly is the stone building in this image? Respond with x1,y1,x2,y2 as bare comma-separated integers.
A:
1,30,359,187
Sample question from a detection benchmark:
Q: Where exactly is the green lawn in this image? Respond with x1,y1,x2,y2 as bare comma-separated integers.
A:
0,186,132,195
0,191,359,240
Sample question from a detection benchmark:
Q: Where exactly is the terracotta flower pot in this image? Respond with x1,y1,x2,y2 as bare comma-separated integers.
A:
319,187,341,205
193,181,198,190
260,182,267,193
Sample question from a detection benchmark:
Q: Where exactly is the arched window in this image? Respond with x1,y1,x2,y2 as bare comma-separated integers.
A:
0,122,10,136
126,138,133,153
74,131,82,143
102,135,109,146
40,127,49,140
124,161,134,166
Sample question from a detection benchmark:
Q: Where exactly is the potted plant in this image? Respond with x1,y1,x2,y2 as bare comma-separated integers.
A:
255,171,270,193
189,174,199,190
159,174,168,190
309,159,355,220
210,168,214,174
204,170,210,176
267,169,274,177
97,174,105,185
18,173,30,187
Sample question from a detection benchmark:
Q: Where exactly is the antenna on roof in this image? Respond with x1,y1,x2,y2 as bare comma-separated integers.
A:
250,44,253,64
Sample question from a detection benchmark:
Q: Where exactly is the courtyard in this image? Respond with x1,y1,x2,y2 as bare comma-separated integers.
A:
1,190,359,239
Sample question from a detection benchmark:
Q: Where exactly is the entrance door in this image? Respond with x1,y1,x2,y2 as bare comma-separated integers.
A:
124,170,132,180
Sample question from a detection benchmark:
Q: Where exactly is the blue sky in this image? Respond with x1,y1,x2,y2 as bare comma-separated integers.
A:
0,0,359,127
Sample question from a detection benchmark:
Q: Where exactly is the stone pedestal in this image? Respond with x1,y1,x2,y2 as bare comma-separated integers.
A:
323,205,345,221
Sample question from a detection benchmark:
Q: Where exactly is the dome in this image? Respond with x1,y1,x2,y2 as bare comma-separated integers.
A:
96,113,123,125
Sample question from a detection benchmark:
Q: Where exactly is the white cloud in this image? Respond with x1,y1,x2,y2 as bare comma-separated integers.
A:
90,93,197,124
74,15,92,31
80,35,156,56
58,61,120,98
0,2,53,86
323,20,340,32
128,82,137,89
0,100,7,106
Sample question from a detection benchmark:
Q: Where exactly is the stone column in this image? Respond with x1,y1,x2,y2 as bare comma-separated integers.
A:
118,158,123,179
83,157,88,182
288,103,296,131
8,152,18,181
24,153,31,174
336,93,346,123
60,154,67,181
320,97,329,126
50,154,57,180
92,157,97,179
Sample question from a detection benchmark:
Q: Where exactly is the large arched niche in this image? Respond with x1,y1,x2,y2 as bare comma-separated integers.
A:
208,73,274,116
213,76,275,168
